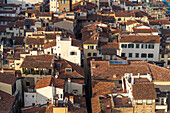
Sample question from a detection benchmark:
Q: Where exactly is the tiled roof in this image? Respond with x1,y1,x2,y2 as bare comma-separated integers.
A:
92,81,115,96
91,96,100,113
83,34,98,44
132,83,157,99
35,77,65,89
14,51,29,60
149,20,161,25
120,35,160,43
71,38,82,48
0,16,24,22
90,60,170,81
12,36,24,45
26,37,44,45
134,10,148,17
54,60,84,79
20,55,54,69
64,93,87,113
133,28,152,33
113,96,132,107
115,11,134,17
0,90,15,113
0,72,16,85
126,20,138,26
21,106,46,113
99,42,119,55
35,12,52,17
44,40,56,49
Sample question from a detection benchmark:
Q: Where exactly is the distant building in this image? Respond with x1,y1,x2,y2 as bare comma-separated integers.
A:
119,35,160,61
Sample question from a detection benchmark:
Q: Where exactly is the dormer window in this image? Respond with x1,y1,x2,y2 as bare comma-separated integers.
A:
65,68,72,72
137,100,142,105
146,99,152,105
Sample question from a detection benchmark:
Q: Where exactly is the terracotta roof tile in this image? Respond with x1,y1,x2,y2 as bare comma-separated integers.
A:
115,11,134,17
0,90,15,113
90,60,170,81
132,83,157,99
54,60,84,79
92,81,115,96
120,35,160,43
35,77,65,89
26,37,44,45
0,72,16,85
44,40,56,49
21,55,54,69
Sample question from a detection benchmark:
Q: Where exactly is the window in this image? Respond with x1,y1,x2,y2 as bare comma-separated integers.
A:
119,80,122,84
9,27,13,30
64,0,67,3
87,53,91,56
60,94,62,98
135,53,139,58
148,44,154,49
128,44,134,48
32,95,34,98
161,54,164,58
161,98,164,105
129,53,132,58
168,60,170,65
25,4,29,7
93,53,97,56
128,7,130,10
137,100,142,105
88,46,94,49
32,103,35,106
136,44,140,48
26,82,30,86
148,54,154,58
121,53,126,57
141,53,147,58
61,0,64,4
146,100,152,105
121,44,127,48
70,52,77,55
141,44,147,49
118,18,121,21
65,68,72,72
99,50,101,54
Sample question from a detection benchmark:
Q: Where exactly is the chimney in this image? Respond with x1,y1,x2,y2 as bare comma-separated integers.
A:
1,68,4,73
131,76,134,84
69,96,74,104
138,73,140,78
53,28,55,34
92,59,96,62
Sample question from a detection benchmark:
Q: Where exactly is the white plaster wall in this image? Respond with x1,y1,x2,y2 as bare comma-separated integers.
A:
66,82,83,95
55,88,63,100
36,86,53,105
120,43,160,61
24,92,37,107
45,37,81,65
